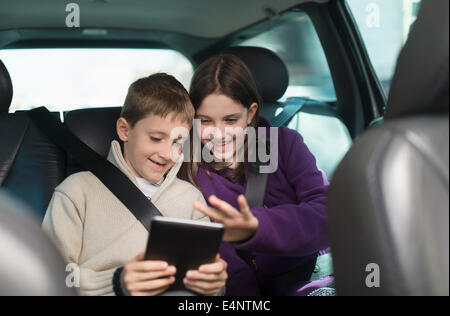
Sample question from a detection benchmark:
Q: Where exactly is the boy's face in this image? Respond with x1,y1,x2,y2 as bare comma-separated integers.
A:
117,113,191,183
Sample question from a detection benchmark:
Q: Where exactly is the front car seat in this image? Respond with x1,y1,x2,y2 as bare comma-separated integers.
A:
328,0,449,296
0,190,76,295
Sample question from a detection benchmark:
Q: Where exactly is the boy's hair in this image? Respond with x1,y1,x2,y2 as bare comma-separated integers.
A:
121,73,194,127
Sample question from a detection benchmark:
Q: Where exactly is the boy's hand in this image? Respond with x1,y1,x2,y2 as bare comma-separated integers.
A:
120,253,176,296
193,195,259,243
183,254,228,296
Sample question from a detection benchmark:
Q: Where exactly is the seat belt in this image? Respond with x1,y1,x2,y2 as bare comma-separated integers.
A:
246,97,307,206
239,99,334,291
239,159,319,295
234,161,269,274
243,97,305,209
245,164,268,209
270,97,307,127
28,107,161,232
242,160,334,292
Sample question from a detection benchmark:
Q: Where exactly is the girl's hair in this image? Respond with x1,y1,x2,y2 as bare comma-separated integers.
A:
182,54,262,187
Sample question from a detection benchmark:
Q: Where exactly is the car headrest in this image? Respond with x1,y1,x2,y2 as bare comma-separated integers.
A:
223,46,289,102
0,190,76,295
0,59,13,114
386,0,449,120
64,107,123,158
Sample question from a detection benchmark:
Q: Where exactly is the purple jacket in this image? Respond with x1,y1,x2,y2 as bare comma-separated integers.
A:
195,118,329,296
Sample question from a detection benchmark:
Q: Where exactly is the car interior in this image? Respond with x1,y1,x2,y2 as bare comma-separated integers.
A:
0,0,448,296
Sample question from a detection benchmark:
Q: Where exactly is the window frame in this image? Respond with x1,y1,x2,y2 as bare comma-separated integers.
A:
344,0,421,101
193,1,386,138
236,11,338,103
305,0,386,136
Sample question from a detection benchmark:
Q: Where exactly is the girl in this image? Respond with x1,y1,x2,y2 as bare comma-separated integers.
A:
182,54,330,296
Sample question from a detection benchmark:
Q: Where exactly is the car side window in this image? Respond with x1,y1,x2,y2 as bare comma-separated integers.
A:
346,0,422,96
238,12,337,103
238,12,351,179
0,48,194,113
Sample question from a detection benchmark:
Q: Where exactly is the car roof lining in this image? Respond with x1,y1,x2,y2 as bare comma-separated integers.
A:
0,28,214,55
0,0,328,39
0,4,316,60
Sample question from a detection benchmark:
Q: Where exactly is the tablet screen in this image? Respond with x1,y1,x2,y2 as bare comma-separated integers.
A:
145,216,224,291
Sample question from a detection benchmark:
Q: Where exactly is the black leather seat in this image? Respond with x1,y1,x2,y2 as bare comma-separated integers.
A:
224,46,290,120
0,189,75,295
64,107,122,158
64,107,122,175
0,60,66,220
328,0,449,296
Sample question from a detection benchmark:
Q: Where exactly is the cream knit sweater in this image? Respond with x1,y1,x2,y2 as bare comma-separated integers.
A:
42,141,209,296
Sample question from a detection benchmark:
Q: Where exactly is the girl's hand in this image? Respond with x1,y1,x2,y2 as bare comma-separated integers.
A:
120,253,176,296
193,195,259,243
183,254,228,296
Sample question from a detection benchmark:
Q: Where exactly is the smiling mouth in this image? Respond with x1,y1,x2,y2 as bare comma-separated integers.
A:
212,141,232,145
210,141,234,154
210,139,233,147
149,158,168,170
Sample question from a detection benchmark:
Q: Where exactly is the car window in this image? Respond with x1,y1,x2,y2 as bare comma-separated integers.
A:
281,110,352,178
0,48,194,113
346,0,421,96
238,12,349,178
238,12,337,102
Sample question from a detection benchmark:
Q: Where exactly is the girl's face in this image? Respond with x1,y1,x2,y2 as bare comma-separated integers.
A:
196,93,258,163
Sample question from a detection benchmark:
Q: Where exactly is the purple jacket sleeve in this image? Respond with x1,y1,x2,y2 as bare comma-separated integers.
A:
234,128,329,256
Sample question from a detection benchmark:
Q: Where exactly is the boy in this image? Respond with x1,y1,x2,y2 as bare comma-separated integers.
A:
42,74,227,296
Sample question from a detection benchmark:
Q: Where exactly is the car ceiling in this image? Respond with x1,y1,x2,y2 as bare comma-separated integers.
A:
0,0,327,38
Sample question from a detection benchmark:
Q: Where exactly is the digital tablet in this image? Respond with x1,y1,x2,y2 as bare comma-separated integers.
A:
145,216,224,290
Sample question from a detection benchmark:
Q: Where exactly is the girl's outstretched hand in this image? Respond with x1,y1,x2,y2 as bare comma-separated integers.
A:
193,195,259,243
